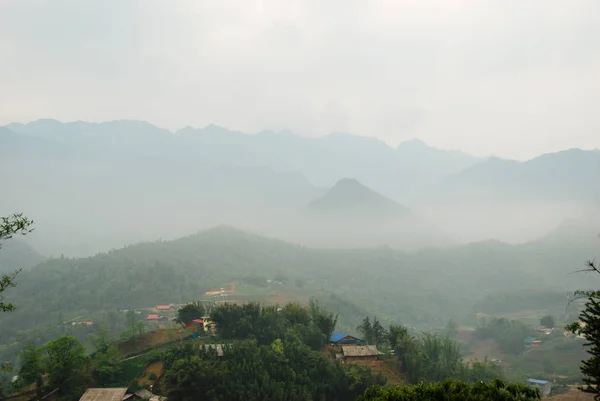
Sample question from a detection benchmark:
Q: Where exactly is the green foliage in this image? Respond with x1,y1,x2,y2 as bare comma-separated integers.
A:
209,301,334,349
90,345,121,386
176,302,206,324
120,311,146,341
43,336,89,399
0,214,34,245
43,336,88,386
0,271,21,313
359,379,541,401
309,299,339,341
17,343,43,386
163,329,385,401
387,325,409,350
445,319,459,338
540,315,555,328
393,325,502,384
358,316,387,347
474,318,532,355
568,260,600,398
0,213,33,312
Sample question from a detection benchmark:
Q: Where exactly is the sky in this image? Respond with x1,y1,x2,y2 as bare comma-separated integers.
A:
1,0,599,159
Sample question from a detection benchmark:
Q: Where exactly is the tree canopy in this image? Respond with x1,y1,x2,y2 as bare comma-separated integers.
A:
0,213,33,312
359,379,541,401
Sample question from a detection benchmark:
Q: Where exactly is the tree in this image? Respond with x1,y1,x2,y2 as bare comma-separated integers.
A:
176,301,205,325
359,379,540,401
90,345,121,386
0,213,33,245
43,336,89,391
309,300,338,340
371,318,387,347
388,325,409,350
17,343,43,386
540,315,555,329
446,319,459,338
0,213,34,312
89,328,113,354
567,260,600,398
358,317,373,344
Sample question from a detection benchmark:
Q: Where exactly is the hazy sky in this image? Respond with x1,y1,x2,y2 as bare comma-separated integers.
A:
1,0,599,159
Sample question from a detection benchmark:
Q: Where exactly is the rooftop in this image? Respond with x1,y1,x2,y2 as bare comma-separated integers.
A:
527,379,549,385
329,333,360,343
342,345,382,357
79,388,128,401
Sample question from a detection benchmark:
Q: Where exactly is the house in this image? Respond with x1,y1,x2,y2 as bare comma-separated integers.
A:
155,305,171,311
123,389,167,401
146,314,160,321
341,345,382,362
329,333,361,345
184,319,204,329
527,378,553,397
79,388,128,401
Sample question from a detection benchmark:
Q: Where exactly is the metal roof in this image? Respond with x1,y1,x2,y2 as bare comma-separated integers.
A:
79,388,128,401
329,333,360,343
527,379,549,385
342,345,382,357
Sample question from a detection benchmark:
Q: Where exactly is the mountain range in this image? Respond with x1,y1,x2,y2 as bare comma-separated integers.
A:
1,119,599,255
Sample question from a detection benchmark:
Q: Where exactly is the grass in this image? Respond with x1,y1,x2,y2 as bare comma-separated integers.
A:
112,353,156,387
116,327,191,357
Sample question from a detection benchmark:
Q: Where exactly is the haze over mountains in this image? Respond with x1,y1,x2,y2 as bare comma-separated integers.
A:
1,119,599,256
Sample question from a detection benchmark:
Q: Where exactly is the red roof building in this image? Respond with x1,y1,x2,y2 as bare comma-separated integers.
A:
156,305,171,311
146,314,159,320
184,319,204,329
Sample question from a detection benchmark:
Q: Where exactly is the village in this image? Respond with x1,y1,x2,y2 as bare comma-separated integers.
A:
54,299,589,401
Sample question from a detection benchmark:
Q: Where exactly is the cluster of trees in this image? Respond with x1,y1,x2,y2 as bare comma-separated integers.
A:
14,336,90,400
353,316,503,385
357,317,387,347
209,301,338,349
14,331,125,399
163,330,384,401
473,318,533,355
119,310,147,341
391,327,501,384
359,379,541,401
175,301,206,325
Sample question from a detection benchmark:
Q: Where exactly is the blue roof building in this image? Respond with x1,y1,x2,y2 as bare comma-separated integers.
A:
527,379,553,396
329,333,361,344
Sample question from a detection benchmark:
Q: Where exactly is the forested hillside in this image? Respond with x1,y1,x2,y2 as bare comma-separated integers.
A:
0,239,44,274
1,225,596,358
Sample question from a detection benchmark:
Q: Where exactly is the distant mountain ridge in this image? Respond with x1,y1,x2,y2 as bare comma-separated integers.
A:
306,178,409,218
1,118,598,254
2,119,482,198
0,240,45,274
300,178,453,249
